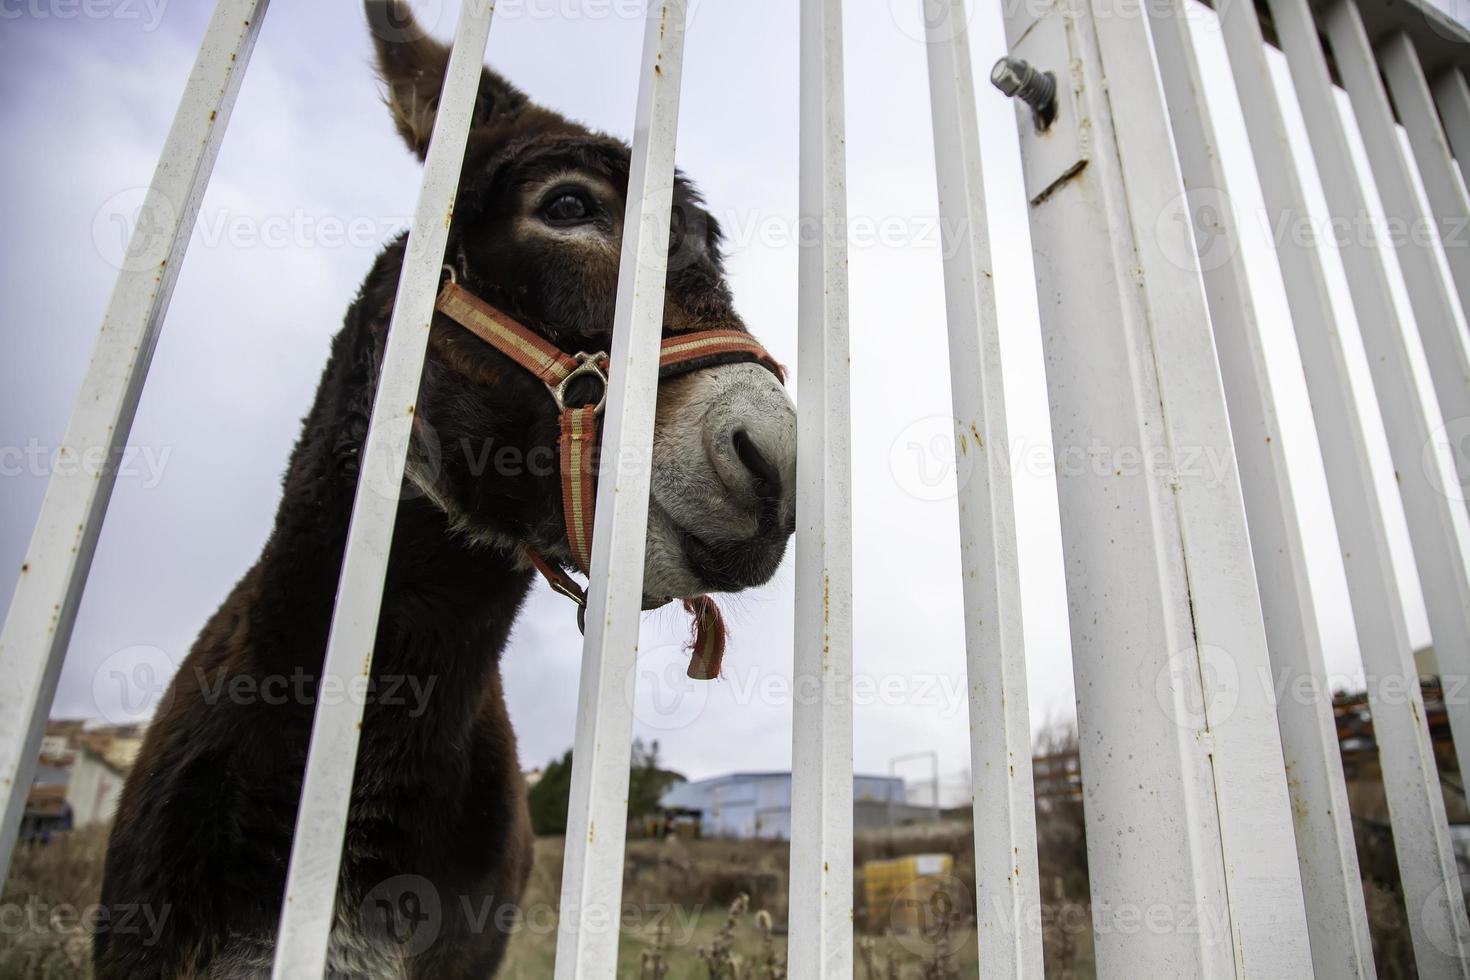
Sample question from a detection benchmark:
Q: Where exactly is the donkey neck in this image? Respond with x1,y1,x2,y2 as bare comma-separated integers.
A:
239,318,534,755
251,488,530,733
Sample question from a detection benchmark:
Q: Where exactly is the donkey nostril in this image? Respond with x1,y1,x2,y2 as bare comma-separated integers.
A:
700,376,796,530
731,428,780,498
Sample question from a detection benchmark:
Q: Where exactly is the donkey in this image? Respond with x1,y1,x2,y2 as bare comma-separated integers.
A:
94,3,796,976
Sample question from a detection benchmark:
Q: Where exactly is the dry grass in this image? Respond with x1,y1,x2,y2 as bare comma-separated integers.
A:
0,831,992,979
0,826,109,979
0,819,1422,979
479,836,1000,979
499,837,791,979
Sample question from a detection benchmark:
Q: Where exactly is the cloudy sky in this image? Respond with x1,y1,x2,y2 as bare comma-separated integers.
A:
0,0,1455,796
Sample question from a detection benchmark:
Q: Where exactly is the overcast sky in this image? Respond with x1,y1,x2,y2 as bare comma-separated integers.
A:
0,0,1456,795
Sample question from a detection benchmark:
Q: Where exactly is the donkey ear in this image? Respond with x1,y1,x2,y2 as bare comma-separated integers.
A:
366,0,528,160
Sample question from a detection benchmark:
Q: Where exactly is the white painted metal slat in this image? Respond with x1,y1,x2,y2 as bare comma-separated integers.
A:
787,0,854,974
268,4,495,976
0,0,269,886
1324,2,1470,507
921,2,1043,975
1211,10,1469,972
1437,69,1470,191
1145,3,1377,974
1379,32,1470,324
998,0,1313,973
1261,0,1470,970
551,2,687,976
1077,3,1315,972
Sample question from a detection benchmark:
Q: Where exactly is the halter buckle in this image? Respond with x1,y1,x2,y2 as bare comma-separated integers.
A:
548,352,609,415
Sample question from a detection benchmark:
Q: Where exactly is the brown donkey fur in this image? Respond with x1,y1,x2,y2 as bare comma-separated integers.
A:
94,3,794,976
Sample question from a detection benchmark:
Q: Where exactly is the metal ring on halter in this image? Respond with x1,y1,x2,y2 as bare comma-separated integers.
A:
548,352,610,414
442,263,457,285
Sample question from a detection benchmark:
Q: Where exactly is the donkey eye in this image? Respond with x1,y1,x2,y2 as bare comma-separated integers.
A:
542,192,593,226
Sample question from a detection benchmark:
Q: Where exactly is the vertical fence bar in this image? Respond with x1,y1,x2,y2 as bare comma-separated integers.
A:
1145,3,1377,974
921,2,1043,975
788,0,853,974
0,0,268,885
268,3,493,976
1324,3,1470,503
552,1,687,976
1379,32,1470,321
1437,69,1470,191
1258,0,1470,969
997,0,1313,973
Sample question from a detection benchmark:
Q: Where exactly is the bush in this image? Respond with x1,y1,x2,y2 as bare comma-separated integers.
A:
528,750,574,836
527,740,684,836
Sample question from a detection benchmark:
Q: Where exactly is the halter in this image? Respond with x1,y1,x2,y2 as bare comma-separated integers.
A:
433,267,785,680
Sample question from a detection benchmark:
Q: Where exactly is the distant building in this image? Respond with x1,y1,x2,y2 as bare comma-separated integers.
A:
1335,680,1465,817
68,739,141,827
658,771,930,840
21,765,73,841
39,719,86,763
21,720,146,835
903,773,974,811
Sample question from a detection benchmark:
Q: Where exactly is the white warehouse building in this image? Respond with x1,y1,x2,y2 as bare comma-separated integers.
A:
658,771,937,840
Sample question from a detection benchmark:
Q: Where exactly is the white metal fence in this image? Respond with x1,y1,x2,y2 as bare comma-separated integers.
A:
2,0,1469,976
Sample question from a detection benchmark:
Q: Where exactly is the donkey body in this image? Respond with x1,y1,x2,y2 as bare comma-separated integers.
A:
95,4,796,977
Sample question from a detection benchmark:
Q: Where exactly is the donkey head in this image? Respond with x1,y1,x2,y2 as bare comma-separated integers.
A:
365,0,796,601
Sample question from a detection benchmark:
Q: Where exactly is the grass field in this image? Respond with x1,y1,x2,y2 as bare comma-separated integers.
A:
1,826,105,979
495,836,1004,979
0,825,1083,978
1,803,1424,978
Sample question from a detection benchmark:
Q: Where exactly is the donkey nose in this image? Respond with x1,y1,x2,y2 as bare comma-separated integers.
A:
707,382,796,529
732,428,782,500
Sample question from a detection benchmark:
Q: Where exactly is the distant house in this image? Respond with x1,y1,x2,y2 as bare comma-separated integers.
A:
22,726,86,840
658,771,925,840
67,736,143,828
1335,680,1465,820
39,719,86,763
19,721,147,835
21,765,73,841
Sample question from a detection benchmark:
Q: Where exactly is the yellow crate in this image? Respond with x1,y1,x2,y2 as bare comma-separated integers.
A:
862,853,953,932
